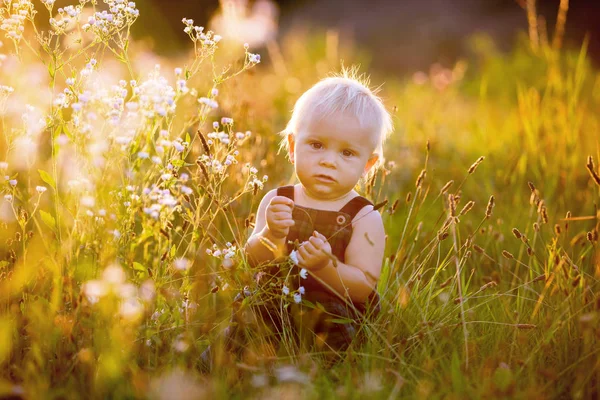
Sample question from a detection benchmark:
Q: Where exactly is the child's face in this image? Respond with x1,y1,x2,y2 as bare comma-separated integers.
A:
288,110,379,200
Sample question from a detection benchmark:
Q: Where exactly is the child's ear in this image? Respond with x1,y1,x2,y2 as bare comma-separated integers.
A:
287,133,296,164
363,153,379,175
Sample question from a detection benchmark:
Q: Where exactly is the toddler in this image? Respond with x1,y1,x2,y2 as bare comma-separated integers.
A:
203,70,392,370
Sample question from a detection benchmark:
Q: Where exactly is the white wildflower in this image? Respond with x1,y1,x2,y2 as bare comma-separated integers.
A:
293,293,302,304
173,257,190,271
290,250,299,266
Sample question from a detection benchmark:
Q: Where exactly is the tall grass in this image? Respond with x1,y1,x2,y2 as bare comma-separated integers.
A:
0,0,599,398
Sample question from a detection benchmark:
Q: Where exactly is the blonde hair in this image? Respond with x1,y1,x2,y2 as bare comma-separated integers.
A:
280,67,393,169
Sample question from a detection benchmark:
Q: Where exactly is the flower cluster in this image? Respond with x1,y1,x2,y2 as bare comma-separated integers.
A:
82,0,139,37
132,66,176,119
282,284,305,304
82,263,155,320
0,0,34,42
246,163,268,192
182,18,221,47
206,242,237,259
49,4,83,32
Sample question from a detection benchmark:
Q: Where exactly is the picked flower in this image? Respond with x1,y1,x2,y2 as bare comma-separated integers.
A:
282,285,289,295
299,268,308,279
36,186,47,194
289,250,299,266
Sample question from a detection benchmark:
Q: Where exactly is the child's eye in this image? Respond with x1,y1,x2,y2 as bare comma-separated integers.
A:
342,149,354,157
310,142,322,150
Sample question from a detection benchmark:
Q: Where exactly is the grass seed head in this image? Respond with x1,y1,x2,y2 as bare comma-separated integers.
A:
541,206,549,224
373,199,388,211
502,250,514,259
473,244,484,253
440,180,454,195
468,156,485,174
554,224,561,236
527,246,534,256
448,194,456,217
459,200,475,216
512,228,522,239
391,198,400,213
405,192,412,203
485,195,495,218
516,324,536,330
415,169,426,188
439,276,453,288
479,281,497,291
584,156,600,186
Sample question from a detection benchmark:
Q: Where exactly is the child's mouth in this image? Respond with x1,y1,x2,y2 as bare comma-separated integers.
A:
314,174,336,183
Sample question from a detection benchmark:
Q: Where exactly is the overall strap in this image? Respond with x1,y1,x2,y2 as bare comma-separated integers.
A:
339,196,373,220
276,185,295,201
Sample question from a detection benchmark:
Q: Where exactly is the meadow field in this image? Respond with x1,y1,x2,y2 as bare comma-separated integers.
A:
0,0,599,398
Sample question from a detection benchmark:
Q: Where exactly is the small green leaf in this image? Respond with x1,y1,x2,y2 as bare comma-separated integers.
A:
40,210,56,231
328,318,353,325
38,170,56,190
171,159,184,168
170,245,176,258
0,261,8,268
133,262,146,272
185,132,191,144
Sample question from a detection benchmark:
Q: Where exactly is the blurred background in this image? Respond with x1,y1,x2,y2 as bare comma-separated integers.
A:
108,0,599,73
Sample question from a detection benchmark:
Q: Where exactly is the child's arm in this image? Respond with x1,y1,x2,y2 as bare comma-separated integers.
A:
245,189,295,267
297,205,385,303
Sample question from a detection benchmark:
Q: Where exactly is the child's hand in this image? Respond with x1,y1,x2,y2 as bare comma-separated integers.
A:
265,196,295,239
297,231,332,271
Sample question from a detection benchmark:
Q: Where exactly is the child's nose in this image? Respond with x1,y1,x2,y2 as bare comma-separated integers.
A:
319,152,337,167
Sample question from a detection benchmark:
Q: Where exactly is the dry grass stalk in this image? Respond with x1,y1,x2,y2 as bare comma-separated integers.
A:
552,0,569,50
541,206,549,224
479,281,497,291
485,195,495,218
473,244,484,254
438,232,449,241
197,130,211,155
373,199,388,211
415,169,426,188
512,228,522,239
502,250,514,260
516,323,536,330
391,199,400,214
448,194,456,217
440,180,454,195
459,201,475,217
468,156,485,174
526,0,539,51
586,155,600,186
440,276,453,288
